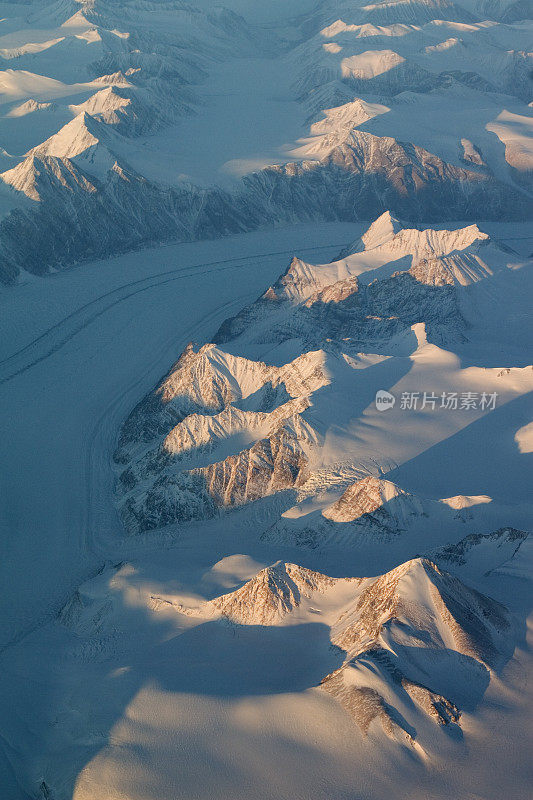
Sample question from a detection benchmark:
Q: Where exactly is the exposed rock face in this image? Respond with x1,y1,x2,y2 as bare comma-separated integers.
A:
119,414,316,533
192,418,314,508
116,344,328,464
215,267,459,350
0,0,264,284
263,477,498,550
431,527,530,573
321,558,513,741
163,555,514,745
322,476,424,525
206,561,339,625
0,152,253,285
409,256,458,286
120,470,218,533
116,212,528,534
214,214,504,350
2,0,531,286
161,400,306,461
242,130,529,227
6,127,523,285
321,649,460,740
331,558,510,666
115,344,326,533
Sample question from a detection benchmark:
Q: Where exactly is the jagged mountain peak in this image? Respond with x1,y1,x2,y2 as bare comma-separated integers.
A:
70,86,131,116
430,527,531,575
362,210,404,247
156,343,273,409
264,255,348,304
93,70,133,86
320,554,513,743
114,342,333,532
213,213,496,353
333,556,511,668
0,153,96,202
206,561,339,625
29,0,99,28
26,112,120,178
28,111,105,158
116,341,331,463
157,342,329,410
313,98,388,134
336,215,499,288
343,210,405,256
267,216,495,307
353,214,491,259
7,99,56,118
288,97,390,161
69,84,176,136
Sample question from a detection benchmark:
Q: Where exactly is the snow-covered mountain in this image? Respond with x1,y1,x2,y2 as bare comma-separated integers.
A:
214,212,519,352
1,2,532,799
321,557,513,744
0,0,531,284
0,0,264,282
264,476,434,547
115,213,533,539
200,561,341,625
114,343,327,532
430,526,531,575
57,555,516,750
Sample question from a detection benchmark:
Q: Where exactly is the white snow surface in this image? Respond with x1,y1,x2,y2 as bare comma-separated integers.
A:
1,217,531,800
0,0,532,798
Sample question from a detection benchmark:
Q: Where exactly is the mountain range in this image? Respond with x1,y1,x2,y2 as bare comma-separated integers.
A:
0,1,531,799
0,0,531,283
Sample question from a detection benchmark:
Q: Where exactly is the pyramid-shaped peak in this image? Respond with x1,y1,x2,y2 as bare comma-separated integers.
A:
26,112,124,179
157,341,277,406
70,86,131,121
323,554,512,743
361,211,404,250
28,112,106,161
207,561,338,625
1,152,95,201
340,212,404,257
78,85,123,101
370,556,465,589
93,70,133,86
333,555,510,668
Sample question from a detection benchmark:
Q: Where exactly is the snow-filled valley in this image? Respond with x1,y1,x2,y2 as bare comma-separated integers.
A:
0,1,532,799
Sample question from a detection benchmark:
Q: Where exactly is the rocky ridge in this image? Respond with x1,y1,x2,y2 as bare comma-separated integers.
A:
214,212,513,351
115,345,329,532
115,212,532,534
0,0,531,283
143,555,515,745
321,557,513,742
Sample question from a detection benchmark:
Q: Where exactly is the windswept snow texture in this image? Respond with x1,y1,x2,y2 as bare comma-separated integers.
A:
0,1,533,800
